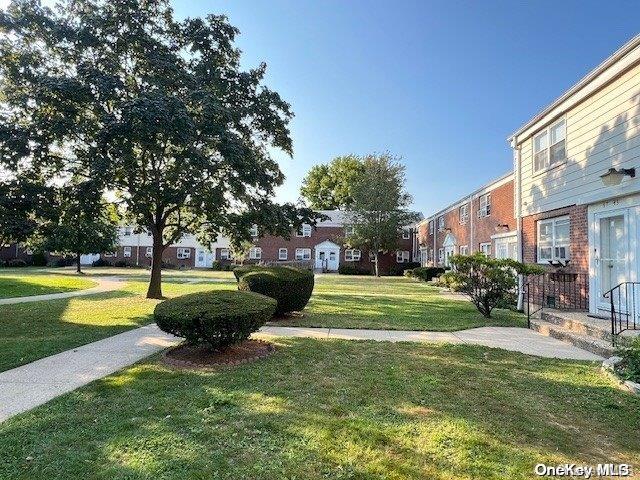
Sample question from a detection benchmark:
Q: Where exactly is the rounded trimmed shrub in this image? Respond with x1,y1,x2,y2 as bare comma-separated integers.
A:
154,290,277,350
237,266,314,316
233,265,262,281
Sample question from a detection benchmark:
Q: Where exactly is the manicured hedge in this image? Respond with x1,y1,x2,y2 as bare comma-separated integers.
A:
388,262,421,276
338,264,371,275
406,266,447,282
233,265,263,281
154,290,276,350
236,266,314,316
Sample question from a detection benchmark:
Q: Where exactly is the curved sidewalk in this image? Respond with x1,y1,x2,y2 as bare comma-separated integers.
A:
0,276,125,305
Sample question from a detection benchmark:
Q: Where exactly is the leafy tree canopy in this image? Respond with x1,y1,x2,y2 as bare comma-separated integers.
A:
300,155,364,210
0,0,318,297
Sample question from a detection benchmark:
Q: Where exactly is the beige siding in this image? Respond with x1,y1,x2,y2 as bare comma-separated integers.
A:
519,60,640,216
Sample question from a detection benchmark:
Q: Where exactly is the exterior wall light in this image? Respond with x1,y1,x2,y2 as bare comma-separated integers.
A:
600,167,635,187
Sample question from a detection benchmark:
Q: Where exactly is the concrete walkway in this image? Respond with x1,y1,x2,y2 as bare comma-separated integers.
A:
0,276,124,305
0,322,602,423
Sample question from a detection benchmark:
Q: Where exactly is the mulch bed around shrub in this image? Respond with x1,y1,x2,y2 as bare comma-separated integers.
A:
162,339,275,370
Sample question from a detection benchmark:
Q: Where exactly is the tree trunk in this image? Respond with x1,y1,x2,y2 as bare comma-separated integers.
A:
76,252,82,274
146,235,165,299
374,252,380,277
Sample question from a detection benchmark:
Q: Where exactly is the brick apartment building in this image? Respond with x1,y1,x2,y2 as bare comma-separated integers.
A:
416,172,516,267
97,210,418,273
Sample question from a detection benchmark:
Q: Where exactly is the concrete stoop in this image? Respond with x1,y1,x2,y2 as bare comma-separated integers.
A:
529,310,621,358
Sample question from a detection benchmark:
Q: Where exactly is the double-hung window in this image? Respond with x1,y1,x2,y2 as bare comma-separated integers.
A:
104,251,117,257
396,250,410,263
295,248,311,260
145,247,153,258
345,225,355,237
479,242,491,256
297,224,312,237
177,248,191,259
345,249,361,261
479,194,491,217
123,226,133,236
533,119,566,173
438,216,445,232
249,225,259,237
429,221,434,235
220,248,233,260
459,204,469,224
402,228,411,239
249,247,262,260
123,246,132,258
459,245,469,255
278,248,288,260
438,248,444,263
537,217,570,263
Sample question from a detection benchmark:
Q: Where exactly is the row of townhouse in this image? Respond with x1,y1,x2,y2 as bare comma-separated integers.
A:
97,210,419,274
416,172,516,267
419,33,640,320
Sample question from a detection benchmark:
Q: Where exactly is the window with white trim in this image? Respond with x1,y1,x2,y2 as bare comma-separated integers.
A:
278,248,288,260
396,250,410,263
429,221,434,235
295,248,311,260
402,228,410,240
296,224,312,237
104,251,117,257
123,226,133,236
220,248,233,260
249,247,262,260
495,236,518,260
537,217,570,263
438,248,444,263
345,225,355,237
459,245,468,255
123,246,132,258
249,225,259,237
479,194,491,217
345,249,361,261
533,119,566,172
459,204,469,224
438,216,445,232
428,248,434,262
369,251,376,260
145,247,153,258
177,248,191,259
420,248,428,266
479,242,491,256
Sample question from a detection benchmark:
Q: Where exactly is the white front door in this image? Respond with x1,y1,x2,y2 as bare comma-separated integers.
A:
315,248,339,271
195,249,214,268
594,210,629,310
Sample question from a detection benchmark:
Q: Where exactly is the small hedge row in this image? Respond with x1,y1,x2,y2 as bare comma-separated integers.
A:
155,290,276,350
236,266,314,316
405,266,447,282
338,264,371,275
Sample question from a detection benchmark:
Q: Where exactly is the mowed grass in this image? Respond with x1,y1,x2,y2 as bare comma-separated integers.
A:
274,274,526,331
0,273,97,299
0,339,637,480
0,278,236,372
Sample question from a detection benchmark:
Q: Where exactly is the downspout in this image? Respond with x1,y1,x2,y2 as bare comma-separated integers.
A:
469,194,474,253
513,138,524,311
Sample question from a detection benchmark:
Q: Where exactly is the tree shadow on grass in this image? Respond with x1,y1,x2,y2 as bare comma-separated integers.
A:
0,276,95,299
0,340,638,479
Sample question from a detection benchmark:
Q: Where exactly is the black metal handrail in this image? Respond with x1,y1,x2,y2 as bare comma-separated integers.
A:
604,281,640,343
524,272,589,327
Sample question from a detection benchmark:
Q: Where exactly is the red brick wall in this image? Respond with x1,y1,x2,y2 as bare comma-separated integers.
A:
473,180,515,249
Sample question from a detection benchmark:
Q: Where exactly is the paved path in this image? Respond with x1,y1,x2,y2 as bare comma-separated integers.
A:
0,323,602,423
0,276,124,305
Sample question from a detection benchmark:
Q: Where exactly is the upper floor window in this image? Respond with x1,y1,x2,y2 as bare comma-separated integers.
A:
249,224,259,237
537,216,570,263
345,225,355,237
278,248,288,261
429,221,434,235
249,247,262,260
402,228,411,239
479,194,491,217
177,247,191,259
479,242,491,256
438,216,445,232
396,250,410,263
533,119,566,172
345,249,361,261
459,204,469,224
123,226,133,236
296,224,312,237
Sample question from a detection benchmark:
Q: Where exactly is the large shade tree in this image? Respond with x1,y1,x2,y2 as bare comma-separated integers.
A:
300,155,364,210
346,153,419,276
0,0,316,297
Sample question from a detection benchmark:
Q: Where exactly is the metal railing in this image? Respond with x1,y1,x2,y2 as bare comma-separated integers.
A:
524,272,589,327
604,282,640,343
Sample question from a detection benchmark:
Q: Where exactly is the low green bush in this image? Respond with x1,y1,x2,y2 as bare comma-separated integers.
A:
388,262,421,276
233,265,263,281
31,252,47,267
237,266,315,315
338,263,371,275
410,267,447,282
616,337,640,383
7,259,28,267
155,290,276,350
92,258,112,267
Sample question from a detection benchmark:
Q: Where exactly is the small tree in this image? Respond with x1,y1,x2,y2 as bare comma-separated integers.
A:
300,155,365,209
448,253,543,318
41,183,119,274
346,153,419,276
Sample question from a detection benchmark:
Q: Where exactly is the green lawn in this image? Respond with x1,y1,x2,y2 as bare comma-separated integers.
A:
0,339,637,479
0,279,235,372
273,275,526,331
0,274,97,299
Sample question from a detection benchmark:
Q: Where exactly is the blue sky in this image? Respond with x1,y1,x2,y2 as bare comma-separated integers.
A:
180,2,636,214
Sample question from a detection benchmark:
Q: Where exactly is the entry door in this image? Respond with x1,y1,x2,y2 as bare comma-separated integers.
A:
444,246,454,267
595,211,629,309
315,249,338,271
195,249,213,268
